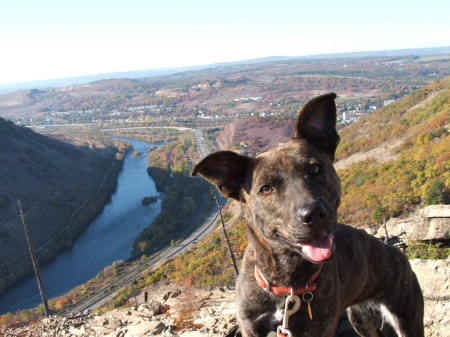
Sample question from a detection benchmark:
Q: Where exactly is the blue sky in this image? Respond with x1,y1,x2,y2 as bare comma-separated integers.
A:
0,0,449,84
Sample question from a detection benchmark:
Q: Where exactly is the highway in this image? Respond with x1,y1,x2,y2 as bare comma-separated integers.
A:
63,127,226,315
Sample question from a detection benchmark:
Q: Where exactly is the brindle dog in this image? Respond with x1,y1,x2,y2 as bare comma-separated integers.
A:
192,93,424,337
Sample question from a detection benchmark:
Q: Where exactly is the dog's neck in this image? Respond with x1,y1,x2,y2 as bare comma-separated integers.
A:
246,224,320,287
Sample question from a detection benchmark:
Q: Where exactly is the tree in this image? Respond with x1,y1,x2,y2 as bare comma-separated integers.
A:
425,181,449,205
372,203,388,223
138,240,150,253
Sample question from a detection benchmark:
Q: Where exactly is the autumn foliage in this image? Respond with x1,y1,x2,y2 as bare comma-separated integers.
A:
337,77,450,226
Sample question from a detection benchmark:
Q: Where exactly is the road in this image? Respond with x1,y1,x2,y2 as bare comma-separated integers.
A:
63,127,226,315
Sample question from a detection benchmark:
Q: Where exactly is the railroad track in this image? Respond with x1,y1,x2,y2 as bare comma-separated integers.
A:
62,128,225,315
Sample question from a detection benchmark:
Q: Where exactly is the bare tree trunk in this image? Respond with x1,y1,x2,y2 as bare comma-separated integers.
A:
383,217,389,243
211,188,239,276
18,199,51,317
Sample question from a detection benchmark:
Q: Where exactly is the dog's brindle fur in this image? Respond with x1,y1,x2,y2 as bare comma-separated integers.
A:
192,93,424,337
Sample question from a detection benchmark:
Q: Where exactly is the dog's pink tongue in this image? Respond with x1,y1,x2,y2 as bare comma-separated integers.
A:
301,232,334,262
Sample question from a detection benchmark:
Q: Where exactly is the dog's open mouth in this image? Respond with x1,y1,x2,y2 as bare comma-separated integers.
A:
299,231,334,262
274,229,335,262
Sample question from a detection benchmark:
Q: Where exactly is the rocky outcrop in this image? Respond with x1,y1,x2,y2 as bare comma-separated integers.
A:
4,259,449,337
376,205,450,242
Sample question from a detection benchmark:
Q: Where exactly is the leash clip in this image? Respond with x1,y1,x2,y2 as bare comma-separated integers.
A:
277,288,301,337
277,326,292,337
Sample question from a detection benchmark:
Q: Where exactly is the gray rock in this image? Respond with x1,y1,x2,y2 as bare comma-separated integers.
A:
420,205,450,218
163,292,172,301
139,300,165,316
376,205,450,241
150,321,166,335
170,290,182,298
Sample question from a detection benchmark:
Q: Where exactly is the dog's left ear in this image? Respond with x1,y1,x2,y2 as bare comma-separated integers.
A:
294,93,340,160
192,151,250,202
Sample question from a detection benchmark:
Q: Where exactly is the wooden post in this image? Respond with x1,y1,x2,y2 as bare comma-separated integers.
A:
18,199,51,317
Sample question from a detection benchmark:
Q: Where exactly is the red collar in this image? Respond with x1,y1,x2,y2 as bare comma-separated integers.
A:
254,264,322,297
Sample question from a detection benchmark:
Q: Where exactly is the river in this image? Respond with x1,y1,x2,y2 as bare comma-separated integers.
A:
0,137,163,314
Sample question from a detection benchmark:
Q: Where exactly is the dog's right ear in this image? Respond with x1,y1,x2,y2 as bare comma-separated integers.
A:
191,151,250,202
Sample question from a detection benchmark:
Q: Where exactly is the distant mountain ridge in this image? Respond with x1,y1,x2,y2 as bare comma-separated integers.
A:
0,119,122,293
1,45,449,94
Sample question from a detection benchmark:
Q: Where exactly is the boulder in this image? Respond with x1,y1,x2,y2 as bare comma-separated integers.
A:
123,320,166,336
420,205,450,218
376,205,450,241
410,259,450,337
138,300,165,316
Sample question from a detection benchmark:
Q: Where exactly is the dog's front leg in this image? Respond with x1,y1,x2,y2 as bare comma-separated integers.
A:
236,291,283,337
236,269,285,336
236,317,260,337
237,312,279,337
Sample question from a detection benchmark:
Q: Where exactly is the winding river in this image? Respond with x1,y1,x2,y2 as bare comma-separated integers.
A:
0,137,162,314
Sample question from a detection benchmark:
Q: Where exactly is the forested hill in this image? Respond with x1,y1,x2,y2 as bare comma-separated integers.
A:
0,119,122,293
337,76,450,159
335,76,450,225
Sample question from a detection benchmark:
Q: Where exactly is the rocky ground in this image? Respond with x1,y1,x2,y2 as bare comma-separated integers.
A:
2,258,448,337
410,259,449,336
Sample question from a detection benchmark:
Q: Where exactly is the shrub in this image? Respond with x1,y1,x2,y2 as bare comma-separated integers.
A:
405,241,450,260
424,181,450,205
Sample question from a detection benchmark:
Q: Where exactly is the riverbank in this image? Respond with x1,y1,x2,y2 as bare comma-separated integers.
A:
130,134,214,260
0,137,128,297
130,166,209,260
0,137,163,316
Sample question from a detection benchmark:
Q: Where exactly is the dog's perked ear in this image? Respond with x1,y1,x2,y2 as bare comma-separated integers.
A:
294,92,340,160
191,151,250,201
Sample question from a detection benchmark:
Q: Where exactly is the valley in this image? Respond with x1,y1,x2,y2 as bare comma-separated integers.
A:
0,51,449,334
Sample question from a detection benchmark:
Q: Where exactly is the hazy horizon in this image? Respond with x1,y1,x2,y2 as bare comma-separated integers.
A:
0,45,448,92
1,0,449,85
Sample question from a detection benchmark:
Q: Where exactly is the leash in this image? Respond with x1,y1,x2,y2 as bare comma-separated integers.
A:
254,264,323,337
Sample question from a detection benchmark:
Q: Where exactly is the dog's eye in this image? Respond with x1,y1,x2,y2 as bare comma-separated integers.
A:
260,185,273,195
309,164,320,175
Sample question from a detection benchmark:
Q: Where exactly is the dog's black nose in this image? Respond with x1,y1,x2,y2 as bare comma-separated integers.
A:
298,201,327,226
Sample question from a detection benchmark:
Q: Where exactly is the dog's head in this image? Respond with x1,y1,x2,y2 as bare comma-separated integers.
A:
192,93,341,262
